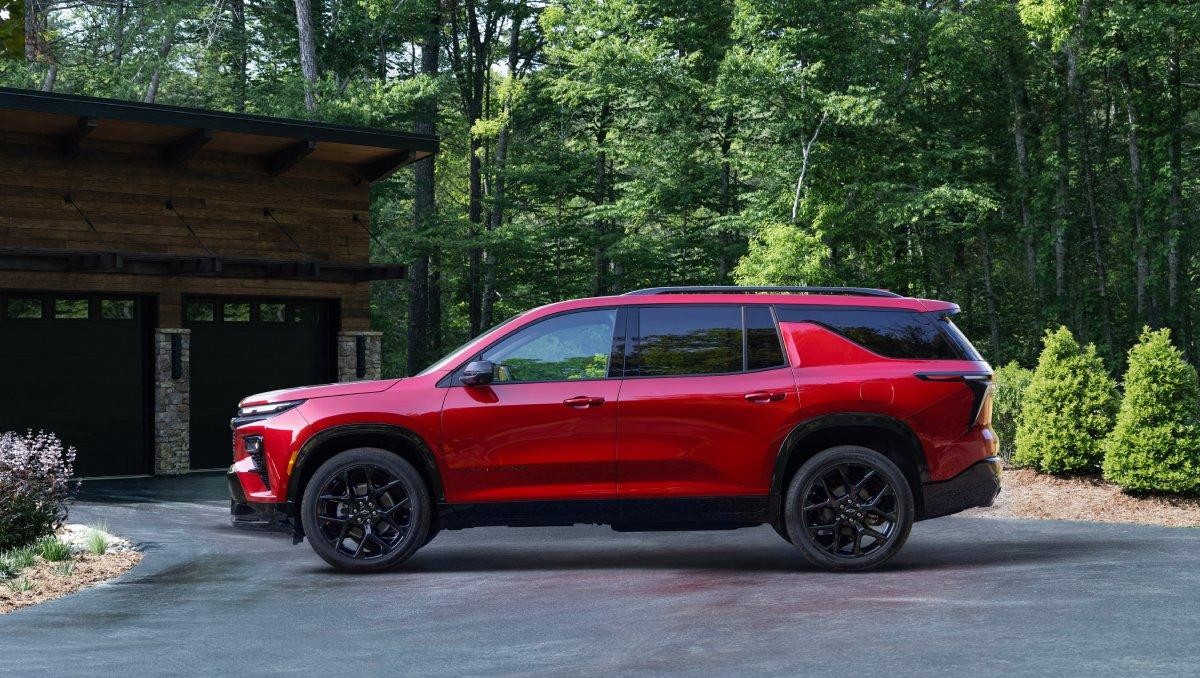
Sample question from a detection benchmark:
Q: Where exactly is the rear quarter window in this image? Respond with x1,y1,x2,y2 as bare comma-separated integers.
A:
775,307,961,360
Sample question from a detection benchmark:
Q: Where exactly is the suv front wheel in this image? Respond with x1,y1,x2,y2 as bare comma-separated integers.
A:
784,445,914,572
301,448,431,572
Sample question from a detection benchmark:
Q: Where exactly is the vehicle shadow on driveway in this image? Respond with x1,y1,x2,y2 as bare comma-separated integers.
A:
293,529,1119,575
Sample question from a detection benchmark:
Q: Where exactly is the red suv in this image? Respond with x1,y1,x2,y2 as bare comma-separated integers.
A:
228,286,1000,572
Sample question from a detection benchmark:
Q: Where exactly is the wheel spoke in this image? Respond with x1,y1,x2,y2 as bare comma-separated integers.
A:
373,479,404,498
804,498,834,511
853,469,877,495
862,526,888,542
852,526,864,556
799,460,900,559
826,520,843,554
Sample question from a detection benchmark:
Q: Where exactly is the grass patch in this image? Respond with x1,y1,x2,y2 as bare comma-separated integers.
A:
85,526,109,556
2,547,36,571
36,537,72,562
4,576,35,593
54,561,75,577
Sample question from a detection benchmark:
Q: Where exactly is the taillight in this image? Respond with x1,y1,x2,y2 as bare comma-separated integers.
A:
976,383,994,427
914,371,992,432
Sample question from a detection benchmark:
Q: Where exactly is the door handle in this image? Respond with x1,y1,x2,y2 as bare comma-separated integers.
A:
744,391,785,403
563,395,605,409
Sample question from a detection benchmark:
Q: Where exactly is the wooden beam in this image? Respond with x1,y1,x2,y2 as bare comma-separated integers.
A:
163,128,213,166
63,116,97,158
266,140,316,175
360,150,415,183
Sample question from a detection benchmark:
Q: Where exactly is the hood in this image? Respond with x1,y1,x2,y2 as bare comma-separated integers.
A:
238,378,402,408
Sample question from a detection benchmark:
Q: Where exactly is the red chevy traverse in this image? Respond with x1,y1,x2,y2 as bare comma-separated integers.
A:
228,286,1000,572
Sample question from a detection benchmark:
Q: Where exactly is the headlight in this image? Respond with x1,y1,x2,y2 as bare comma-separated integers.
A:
237,399,305,418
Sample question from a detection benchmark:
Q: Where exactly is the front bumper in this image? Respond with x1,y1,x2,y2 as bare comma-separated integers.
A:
228,466,294,534
918,456,1002,520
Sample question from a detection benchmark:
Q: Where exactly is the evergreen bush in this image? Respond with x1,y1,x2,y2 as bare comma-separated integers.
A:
1013,327,1118,473
1103,328,1200,494
992,362,1033,462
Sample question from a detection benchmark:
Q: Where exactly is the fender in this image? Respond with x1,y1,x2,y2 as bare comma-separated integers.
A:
770,412,931,497
286,423,445,505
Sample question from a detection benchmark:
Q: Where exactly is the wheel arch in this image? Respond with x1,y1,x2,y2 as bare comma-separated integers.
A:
770,413,929,518
286,423,445,509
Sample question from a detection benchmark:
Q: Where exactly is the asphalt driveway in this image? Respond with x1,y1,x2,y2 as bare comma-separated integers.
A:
1,474,1197,677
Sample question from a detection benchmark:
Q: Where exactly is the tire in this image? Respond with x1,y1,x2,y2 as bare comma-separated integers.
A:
301,447,431,572
784,445,914,572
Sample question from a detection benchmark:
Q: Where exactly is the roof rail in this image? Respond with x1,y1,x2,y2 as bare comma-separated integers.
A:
623,286,903,298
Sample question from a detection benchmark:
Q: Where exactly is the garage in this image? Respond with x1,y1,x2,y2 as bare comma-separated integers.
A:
0,88,437,478
185,297,335,470
0,291,152,477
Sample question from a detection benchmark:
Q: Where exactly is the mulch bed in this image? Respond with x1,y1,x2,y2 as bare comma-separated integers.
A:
966,466,1200,528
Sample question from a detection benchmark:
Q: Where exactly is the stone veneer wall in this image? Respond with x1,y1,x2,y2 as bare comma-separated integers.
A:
154,328,191,474
337,331,382,382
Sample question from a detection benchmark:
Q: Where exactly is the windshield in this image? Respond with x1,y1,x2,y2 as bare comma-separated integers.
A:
415,312,525,376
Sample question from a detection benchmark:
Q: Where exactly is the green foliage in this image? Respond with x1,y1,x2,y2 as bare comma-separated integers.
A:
85,527,109,556
36,536,71,562
1013,327,1118,474
4,576,35,593
2,546,36,571
993,362,1033,462
1103,328,1200,494
0,432,75,551
733,222,831,286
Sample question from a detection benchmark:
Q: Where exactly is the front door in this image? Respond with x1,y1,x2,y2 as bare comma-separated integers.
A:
440,308,623,503
616,305,798,497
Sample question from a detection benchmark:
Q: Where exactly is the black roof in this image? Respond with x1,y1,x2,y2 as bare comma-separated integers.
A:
0,87,437,181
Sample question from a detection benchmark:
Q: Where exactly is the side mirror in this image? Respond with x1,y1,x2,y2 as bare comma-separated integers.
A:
460,360,496,386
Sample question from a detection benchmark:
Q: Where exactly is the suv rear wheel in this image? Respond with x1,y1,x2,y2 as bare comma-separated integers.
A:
784,445,914,572
300,448,431,572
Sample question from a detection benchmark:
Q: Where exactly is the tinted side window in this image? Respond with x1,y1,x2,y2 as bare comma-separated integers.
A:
745,306,786,370
635,306,742,376
481,309,617,382
775,307,960,360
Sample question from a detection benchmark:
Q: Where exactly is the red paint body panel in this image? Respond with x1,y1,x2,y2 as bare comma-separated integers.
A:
440,380,621,502
231,291,996,512
615,368,799,496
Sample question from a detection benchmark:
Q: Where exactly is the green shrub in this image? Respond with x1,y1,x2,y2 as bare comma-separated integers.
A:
36,536,72,562
1103,328,1200,494
993,362,1033,462
1013,326,1118,473
85,527,109,556
0,431,76,550
2,546,36,571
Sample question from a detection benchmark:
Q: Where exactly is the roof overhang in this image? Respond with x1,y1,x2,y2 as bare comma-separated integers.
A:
0,87,438,182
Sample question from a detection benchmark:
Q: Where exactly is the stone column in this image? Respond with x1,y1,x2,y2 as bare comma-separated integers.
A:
337,331,382,382
154,328,191,475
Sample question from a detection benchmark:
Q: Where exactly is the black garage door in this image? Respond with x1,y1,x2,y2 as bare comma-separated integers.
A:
185,297,334,470
0,291,151,477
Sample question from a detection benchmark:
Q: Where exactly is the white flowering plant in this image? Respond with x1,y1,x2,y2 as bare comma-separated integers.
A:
0,431,76,550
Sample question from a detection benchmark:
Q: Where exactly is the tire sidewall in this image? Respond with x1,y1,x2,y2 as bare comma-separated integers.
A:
784,445,914,572
301,447,432,572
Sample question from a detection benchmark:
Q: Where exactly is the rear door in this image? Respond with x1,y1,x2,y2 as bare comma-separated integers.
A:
615,305,798,497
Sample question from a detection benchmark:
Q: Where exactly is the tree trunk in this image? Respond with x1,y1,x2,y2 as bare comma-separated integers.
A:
230,0,247,112
1004,29,1036,292
1167,49,1185,343
40,63,56,92
113,0,126,66
293,0,319,112
980,223,1001,359
144,28,174,103
1119,60,1149,321
406,6,440,375
592,101,611,296
1081,111,1115,355
24,0,38,62
480,14,522,330
716,111,735,282
1053,49,1070,308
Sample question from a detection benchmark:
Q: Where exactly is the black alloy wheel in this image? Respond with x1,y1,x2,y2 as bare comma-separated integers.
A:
785,445,914,572
301,448,430,571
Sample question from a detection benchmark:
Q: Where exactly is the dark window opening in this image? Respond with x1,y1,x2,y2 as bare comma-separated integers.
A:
223,302,250,322
775,306,960,360
293,304,319,323
260,303,286,322
634,306,743,377
746,306,786,370
54,299,89,320
186,302,214,322
6,298,43,319
101,299,135,320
